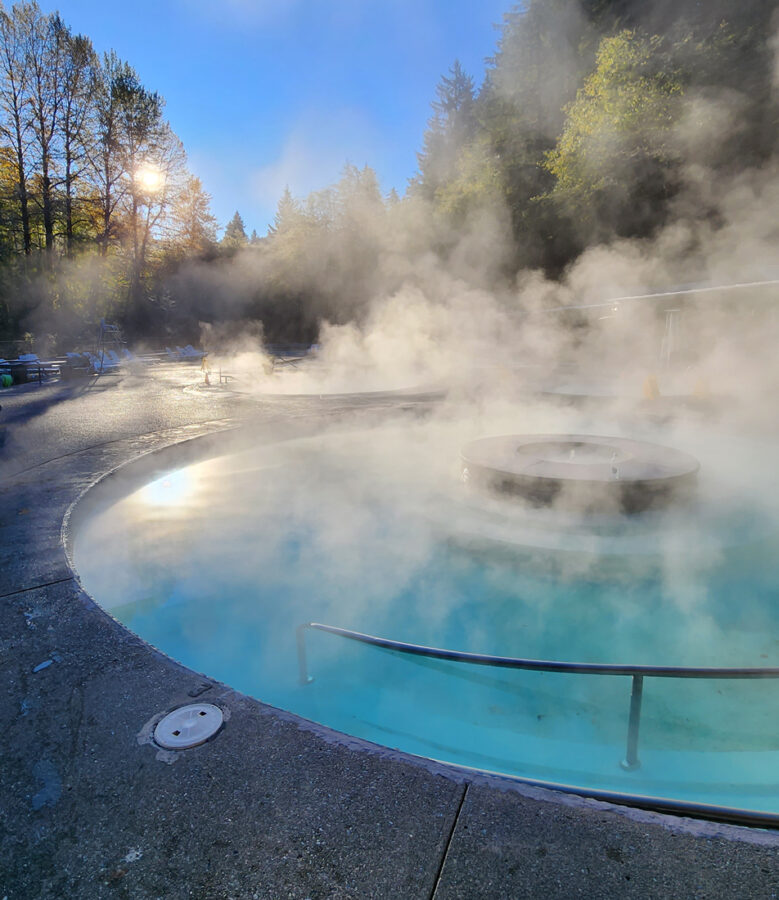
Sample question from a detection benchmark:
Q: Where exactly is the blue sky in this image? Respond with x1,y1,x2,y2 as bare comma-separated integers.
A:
38,0,513,236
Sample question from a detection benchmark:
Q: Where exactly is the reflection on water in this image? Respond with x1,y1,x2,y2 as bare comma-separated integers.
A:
139,469,197,507
74,422,779,813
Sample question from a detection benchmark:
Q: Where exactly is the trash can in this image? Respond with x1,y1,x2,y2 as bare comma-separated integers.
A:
10,363,28,384
61,357,89,380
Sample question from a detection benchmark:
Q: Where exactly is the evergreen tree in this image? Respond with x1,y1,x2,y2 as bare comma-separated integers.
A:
171,175,217,254
413,60,477,199
334,163,383,227
221,210,247,248
269,187,303,236
478,0,598,271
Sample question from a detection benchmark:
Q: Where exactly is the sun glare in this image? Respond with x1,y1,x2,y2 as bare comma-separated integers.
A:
139,469,192,506
137,166,163,192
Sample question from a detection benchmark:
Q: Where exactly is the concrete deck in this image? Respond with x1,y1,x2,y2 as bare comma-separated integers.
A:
1,371,778,899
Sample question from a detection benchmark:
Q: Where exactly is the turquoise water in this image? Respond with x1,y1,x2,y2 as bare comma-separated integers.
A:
73,428,779,815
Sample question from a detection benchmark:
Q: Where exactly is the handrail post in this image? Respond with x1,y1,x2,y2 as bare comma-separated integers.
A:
297,624,313,684
620,674,643,770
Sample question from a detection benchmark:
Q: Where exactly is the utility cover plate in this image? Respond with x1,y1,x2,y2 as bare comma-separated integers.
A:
154,703,223,750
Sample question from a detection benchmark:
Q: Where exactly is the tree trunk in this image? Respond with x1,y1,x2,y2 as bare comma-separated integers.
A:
13,117,31,255
99,154,111,257
41,159,54,254
64,146,73,256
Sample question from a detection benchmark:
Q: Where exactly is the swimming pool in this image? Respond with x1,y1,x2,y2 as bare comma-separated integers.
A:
72,420,779,818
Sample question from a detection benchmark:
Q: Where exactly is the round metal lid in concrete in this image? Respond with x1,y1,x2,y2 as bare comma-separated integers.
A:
154,703,223,750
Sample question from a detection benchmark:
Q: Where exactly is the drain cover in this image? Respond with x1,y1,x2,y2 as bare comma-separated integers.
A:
154,703,223,750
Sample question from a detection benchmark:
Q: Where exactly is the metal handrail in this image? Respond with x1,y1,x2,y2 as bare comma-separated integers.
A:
544,278,779,312
296,622,779,770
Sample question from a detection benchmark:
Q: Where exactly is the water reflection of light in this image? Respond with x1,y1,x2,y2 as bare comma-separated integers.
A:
140,469,193,506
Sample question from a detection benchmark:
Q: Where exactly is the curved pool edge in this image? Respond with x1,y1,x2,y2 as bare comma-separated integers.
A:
62,422,779,835
3,394,779,896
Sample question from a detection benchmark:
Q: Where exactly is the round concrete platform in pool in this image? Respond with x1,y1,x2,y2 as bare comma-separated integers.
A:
461,434,700,513
72,421,779,819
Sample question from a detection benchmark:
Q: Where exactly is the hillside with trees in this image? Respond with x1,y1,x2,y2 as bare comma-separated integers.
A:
0,0,775,351
228,0,777,341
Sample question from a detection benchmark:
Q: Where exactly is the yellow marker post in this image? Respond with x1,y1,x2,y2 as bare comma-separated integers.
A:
642,374,660,400
693,377,709,399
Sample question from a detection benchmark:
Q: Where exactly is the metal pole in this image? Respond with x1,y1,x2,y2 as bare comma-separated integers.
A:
296,624,313,684
620,674,643,770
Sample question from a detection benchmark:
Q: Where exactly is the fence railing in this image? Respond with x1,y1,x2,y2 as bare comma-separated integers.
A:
296,621,779,770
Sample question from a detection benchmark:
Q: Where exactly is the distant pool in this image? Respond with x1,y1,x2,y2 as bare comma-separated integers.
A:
73,422,779,818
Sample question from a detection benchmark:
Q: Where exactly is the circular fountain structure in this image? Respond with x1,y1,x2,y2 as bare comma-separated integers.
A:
461,434,699,513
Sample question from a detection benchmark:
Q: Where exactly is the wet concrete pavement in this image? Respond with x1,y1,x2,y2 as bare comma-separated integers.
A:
1,369,777,899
